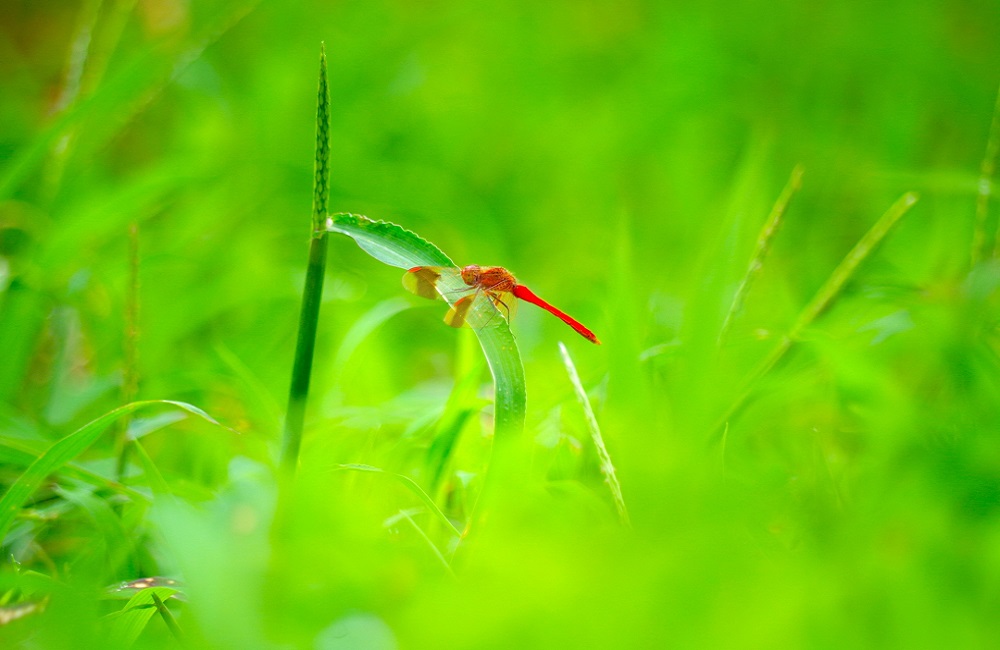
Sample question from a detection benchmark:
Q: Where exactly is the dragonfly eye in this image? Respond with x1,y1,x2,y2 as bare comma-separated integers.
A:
461,265,481,286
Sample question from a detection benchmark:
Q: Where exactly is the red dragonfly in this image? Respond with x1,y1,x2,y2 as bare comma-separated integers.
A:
403,265,601,344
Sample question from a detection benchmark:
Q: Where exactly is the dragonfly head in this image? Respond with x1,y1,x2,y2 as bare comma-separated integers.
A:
460,264,481,287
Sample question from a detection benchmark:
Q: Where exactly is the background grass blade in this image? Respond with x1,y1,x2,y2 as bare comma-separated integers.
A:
330,297,412,377
719,165,804,343
713,191,919,437
788,192,919,338
335,463,461,538
973,83,1000,264
558,342,629,526
0,400,231,544
107,587,181,648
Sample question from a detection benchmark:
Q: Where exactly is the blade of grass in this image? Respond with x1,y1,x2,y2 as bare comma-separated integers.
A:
331,297,411,377
281,43,332,475
395,509,456,577
429,331,486,493
711,191,919,439
335,464,461,538
558,342,629,526
116,222,141,481
719,165,804,343
130,438,172,497
106,587,181,648
973,83,1000,264
43,0,102,198
0,400,232,544
0,439,147,502
0,3,258,203
151,592,185,645
55,484,138,572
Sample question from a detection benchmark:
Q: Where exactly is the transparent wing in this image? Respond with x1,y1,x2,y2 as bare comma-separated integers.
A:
403,266,455,300
404,267,511,330
487,290,517,323
443,290,515,329
443,293,477,328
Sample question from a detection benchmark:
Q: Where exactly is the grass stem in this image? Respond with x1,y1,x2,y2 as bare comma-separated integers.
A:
280,44,331,474
115,222,140,481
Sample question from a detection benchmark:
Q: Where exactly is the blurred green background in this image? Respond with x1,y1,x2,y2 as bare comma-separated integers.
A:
2,0,1000,647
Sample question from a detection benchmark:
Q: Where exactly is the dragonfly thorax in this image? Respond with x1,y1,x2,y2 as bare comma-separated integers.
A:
461,265,517,292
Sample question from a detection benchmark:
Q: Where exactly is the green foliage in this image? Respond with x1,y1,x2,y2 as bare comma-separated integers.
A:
2,1,1000,648
107,587,182,648
0,400,227,543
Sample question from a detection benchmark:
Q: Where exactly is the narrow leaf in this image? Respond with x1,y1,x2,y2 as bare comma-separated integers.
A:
0,400,232,543
973,82,1000,263
719,164,804,343
713,192,919,437
107,587,180,648
558,342,629,525
281,43,333,474
335,463,462,538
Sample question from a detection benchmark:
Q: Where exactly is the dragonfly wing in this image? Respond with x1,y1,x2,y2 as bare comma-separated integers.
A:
403,266,453,300
404,267,513,331
443,291,514,329
488,290,517,323
443,294,476,328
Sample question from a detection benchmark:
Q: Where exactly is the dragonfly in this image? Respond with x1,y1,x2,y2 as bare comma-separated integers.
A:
403,264,601,344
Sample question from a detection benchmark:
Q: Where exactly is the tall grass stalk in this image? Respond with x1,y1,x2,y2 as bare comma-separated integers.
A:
719,165,803,343
559,342,629,525
43,0,101,198
115,222,140,481
980,83,1000,261
972,83,1000,263
713,191,919,438
281,44,331,474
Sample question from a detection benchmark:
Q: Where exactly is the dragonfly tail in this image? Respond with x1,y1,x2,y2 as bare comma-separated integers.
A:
512,284,601,344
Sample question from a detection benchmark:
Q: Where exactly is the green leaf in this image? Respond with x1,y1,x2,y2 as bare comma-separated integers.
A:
106,586,180,648
324,213,525,439
324,212,454,269
0,400,232,544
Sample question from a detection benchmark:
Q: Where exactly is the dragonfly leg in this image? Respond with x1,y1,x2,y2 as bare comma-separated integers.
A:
491,294,512,321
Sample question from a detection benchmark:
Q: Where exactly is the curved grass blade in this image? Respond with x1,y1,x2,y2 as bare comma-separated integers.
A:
0,400,233,544
324,213,526,440
0,439,147,502
335,463,462,539
331,297,411,376
325,213,454,268
397,509,456,576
